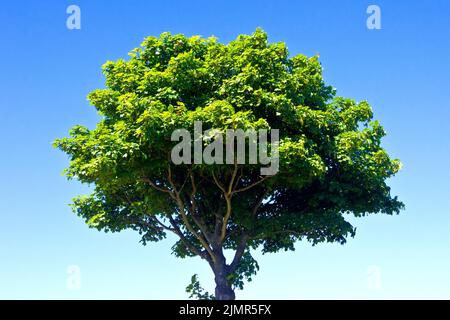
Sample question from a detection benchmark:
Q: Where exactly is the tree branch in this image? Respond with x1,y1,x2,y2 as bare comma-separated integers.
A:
151,216,175,232
188,171,213,243
252,189,269,217
167,216,210,261
166,165,216,262
227,161,239,194
214,163,239,244
220,196,232,243
142,176,177,201
212,170,227,194
233,176,269,194
228,234,249,273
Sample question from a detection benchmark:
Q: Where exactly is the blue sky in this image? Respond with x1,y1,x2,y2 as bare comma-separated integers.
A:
1,0,449,299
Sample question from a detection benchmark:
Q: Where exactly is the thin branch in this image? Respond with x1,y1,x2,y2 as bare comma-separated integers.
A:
167,216,209,261
166,165,216,262
167,164,177,193
151,216,175,232
231,167,243,193
213,163,239,244
188,171,213,243
252,189,269,217
227,161,239,195
212,170,227,194
142,177,177,200
219,162,238,243
140,167,217,262
233,176,269,194
133,218,164,234
178,169,191,193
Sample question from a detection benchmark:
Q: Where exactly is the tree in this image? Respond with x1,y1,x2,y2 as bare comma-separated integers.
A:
54,29,403,300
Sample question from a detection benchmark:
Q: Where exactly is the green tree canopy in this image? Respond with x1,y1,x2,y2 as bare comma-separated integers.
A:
55,29,403,300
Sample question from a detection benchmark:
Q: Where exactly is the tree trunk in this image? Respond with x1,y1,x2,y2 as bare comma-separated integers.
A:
210,242,237,300
214,267,235,300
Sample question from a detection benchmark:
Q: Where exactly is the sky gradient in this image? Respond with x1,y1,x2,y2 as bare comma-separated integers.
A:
1,0,449,299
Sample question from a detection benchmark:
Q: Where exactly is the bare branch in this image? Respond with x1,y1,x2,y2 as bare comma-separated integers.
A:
142,177,177,201
167,216,210,261
227,161,239,194
151,216,175,232
231,167,243,193
188,171,213,243
233,176,269,194
252,189,269,217
157,164,216,261
178,168,191,193
212,170,227,194
167,164,177,193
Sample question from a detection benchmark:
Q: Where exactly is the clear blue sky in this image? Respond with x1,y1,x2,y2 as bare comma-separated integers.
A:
1,0,449,299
